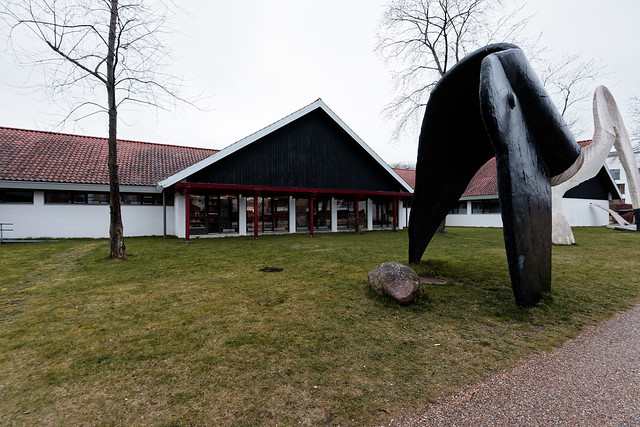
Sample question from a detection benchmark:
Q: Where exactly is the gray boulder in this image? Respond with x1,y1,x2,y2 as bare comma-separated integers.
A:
368,262,423,305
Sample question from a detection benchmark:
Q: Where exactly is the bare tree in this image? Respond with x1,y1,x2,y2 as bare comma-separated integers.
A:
377,0,532,234
2,0,189,258
390,161,416,170
377,0,604,142
539,55,604,137
376,0,533,141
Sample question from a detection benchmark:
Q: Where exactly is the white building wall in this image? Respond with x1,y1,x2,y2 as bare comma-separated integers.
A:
446,212,503,227
122,204,175,237
239,194,248,236
289,196,297,233
445,197,610,228
561,198,610,226
3,190,175,239
331,198,338,232
2,191,608,240
174,192,186,238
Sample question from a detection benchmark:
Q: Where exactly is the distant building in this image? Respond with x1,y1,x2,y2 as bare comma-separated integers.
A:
395,140,621,228
605,148,640,203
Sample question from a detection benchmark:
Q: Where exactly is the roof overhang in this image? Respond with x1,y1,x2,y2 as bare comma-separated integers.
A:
0,180,160,193
459,194,500,201
157,99,414,193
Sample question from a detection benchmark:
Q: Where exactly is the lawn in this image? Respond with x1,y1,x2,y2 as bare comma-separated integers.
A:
1,227,639,425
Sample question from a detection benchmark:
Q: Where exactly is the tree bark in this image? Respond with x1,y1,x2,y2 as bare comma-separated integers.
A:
107,0,125,258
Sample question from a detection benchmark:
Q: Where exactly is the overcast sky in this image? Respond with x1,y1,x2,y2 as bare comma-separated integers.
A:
1,0,638,166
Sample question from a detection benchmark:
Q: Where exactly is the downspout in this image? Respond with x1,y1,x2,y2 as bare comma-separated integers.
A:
185,188,190,242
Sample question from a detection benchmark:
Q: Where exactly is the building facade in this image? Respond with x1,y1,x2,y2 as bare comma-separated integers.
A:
0,100,413,240
396,143,621,229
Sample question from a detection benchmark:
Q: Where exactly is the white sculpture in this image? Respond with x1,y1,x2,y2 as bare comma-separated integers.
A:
552,85,640,244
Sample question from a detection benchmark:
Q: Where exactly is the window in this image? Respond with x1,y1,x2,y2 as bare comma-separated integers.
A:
248,196,288,234
45,192,72,204
450,201,467,214
314,198,331,230
611,168,621,180
218,195,240,233
45,191,173,205
191,194,239,235
121,194,141,205
472,200,500,214
336,199,356,230
334,199,366,230
295,198,309,231
189,195,207,235
357,200,368,229
87,193,110,204
372,200,392,228
617,184,626,194
297,197,333,231
0,190,33,203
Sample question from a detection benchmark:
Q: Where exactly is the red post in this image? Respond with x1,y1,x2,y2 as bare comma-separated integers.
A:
309,197,314,237
355,197,360,233
185,189,190,242
253,195,259,239
393,198,398,232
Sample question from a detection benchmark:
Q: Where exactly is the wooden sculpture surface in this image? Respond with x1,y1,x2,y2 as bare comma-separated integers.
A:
409,44,580,306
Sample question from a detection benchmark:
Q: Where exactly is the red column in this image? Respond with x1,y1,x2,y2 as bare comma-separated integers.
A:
253,195,259,239
355,197,360,233
393,198,398,232
185,189,190,242
309,197,314,237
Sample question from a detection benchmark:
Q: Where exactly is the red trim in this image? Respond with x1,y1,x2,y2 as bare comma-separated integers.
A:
175,182,412,199
253,196,259,239
185,190,190,242
309,197,314,237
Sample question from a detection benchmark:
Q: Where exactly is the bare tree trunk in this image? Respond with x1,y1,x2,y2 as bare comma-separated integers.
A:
107,0,125,258
436,218,447,235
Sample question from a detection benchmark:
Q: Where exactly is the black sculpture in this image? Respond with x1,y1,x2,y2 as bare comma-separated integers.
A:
408,44,581,307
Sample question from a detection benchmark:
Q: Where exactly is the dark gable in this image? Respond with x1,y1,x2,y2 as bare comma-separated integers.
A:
187,108,403,192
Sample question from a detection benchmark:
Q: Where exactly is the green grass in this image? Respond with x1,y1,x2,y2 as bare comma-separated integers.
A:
1,228,639,425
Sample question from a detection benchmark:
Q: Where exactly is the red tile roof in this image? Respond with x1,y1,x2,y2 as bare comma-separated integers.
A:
0,126,218,186
462,158,498,197
393,168,416,189
577,139,591,148
394,140,593,197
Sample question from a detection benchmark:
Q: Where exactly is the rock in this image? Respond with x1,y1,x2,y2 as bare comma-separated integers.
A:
368,262,423,305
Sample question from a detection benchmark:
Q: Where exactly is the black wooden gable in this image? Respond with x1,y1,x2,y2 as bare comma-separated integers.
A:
187,108,405,192
564,167,617,200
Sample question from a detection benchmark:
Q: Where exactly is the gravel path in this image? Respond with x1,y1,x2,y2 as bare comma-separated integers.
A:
387,304,640,426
